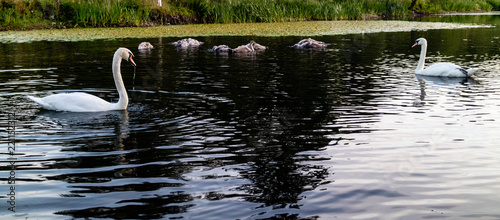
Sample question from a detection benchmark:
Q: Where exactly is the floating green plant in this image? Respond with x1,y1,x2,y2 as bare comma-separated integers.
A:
0,20,490,43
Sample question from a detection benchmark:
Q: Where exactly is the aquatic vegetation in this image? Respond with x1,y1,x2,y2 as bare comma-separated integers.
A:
0,0,498,30
0,20,490,43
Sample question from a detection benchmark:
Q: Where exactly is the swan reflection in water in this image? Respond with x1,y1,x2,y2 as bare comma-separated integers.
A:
36,109,131,150
414,75,477,106
36,84,332,219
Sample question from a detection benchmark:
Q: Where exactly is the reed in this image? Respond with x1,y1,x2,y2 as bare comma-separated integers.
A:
488,0,500,9
0,0,153,29
61,0,151,27
412,0,494,12
0,0,498,30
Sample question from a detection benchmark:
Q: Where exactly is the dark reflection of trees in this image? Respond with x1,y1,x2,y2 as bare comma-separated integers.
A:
36,110,198,219
7,36,402,219
55,193,195,219
239,155,329,205
42,38,337,219
3,23,500,218
219,44,337,207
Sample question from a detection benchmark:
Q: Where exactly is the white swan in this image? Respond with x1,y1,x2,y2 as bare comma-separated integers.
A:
412,38,478,77
28,47,136,112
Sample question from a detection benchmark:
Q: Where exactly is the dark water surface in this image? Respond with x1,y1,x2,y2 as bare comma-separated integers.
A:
1,14,500,219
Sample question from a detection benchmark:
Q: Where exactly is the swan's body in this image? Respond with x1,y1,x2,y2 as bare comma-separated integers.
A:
28,48,136,112
412,38,477,77
211,45,232,53
212,41,264,53
293,38,327,49
232,40,256,53
138,42,153,50
247,41,267,51
172,38,203,48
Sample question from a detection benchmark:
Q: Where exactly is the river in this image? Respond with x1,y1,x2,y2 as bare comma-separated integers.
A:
1,14,499,219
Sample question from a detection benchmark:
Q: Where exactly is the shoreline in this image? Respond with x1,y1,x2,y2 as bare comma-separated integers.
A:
431,11,500,16
1,0,498,31
1,10,498,32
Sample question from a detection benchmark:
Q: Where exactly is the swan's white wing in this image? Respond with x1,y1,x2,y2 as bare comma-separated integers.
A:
416,62,470,77
28,92,118,112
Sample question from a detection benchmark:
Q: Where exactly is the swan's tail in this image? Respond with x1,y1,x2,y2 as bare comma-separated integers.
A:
27,95,40,103
27,95,47,108
467,68,479,76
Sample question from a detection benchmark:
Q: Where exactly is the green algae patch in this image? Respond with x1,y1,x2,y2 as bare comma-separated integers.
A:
0,20,490,43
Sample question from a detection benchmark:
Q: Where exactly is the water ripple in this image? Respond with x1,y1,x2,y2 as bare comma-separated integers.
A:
2,17,500,219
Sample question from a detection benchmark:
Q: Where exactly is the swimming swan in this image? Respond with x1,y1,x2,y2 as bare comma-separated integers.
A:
232,40,256,53
412,38,478,77
28,48,137,112
211,45,232,53
293,38,327,49
172,38,203,48
138,42,154,50
247,40,267,51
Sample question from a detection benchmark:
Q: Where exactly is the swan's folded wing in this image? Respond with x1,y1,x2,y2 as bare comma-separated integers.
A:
418,63,470,77
28,92,113,112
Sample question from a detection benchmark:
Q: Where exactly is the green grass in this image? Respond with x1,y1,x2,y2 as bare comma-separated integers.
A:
0,0,498,30
0,0,154,29
191,0,498,23
55,0,153,27
71,0,149,27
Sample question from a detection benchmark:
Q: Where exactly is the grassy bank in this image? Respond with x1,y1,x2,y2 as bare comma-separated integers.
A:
1,0,499,30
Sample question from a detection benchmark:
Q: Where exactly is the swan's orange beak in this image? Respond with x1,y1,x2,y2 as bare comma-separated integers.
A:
129,55,137,67
411,42,418,48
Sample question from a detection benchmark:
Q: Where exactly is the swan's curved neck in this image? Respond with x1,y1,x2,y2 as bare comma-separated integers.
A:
416,41,427,71
112,51,128,109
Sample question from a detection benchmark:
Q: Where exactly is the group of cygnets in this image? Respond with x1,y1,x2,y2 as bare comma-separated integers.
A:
137,38,327,52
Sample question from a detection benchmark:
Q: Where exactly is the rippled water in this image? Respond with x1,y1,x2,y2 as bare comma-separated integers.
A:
1,15,500,219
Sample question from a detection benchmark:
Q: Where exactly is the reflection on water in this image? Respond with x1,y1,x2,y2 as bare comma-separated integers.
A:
1,14,500,219
415,75,476,105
